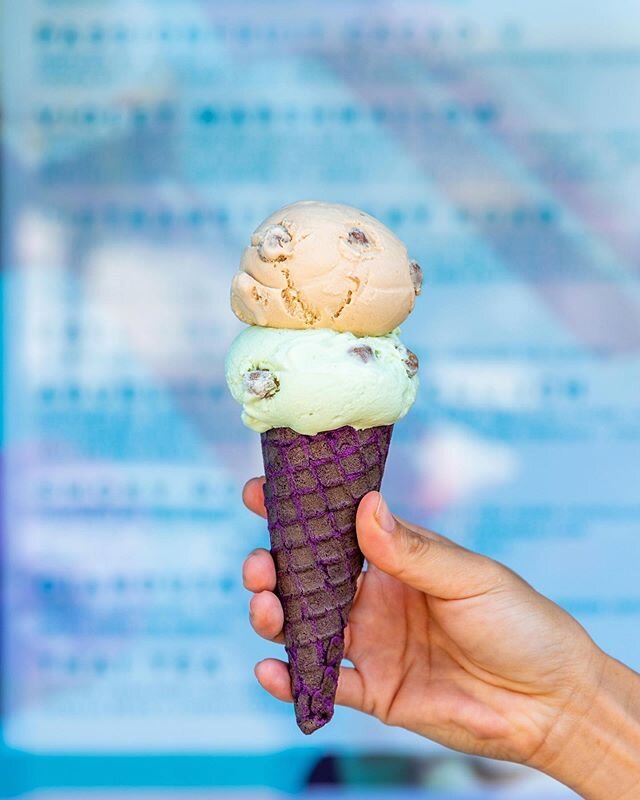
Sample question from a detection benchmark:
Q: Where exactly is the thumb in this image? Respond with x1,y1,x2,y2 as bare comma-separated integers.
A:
356,492,507,601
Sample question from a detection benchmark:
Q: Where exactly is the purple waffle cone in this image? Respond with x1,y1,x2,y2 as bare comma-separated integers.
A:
260,424,393,734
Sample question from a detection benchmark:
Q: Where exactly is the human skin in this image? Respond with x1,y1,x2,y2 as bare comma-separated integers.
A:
242,478,640,799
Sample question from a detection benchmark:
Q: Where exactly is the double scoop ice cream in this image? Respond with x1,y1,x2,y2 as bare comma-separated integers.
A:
225,200,422,733
227,200,421,434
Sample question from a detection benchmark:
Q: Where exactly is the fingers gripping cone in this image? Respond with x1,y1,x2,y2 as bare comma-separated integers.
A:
261,424,393,734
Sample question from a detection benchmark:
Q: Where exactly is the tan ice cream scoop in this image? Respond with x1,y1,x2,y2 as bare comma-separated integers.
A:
230,200,422,336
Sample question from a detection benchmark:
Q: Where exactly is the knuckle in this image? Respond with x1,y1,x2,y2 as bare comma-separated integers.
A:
248,594,258,617
241,563,252,589
482,558,513,593
400,526,432,560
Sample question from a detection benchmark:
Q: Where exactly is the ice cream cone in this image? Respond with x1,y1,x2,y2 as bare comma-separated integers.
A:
226,200,421,733
261,424,393,734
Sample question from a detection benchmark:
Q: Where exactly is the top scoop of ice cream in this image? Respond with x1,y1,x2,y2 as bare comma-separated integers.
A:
231,201,422,337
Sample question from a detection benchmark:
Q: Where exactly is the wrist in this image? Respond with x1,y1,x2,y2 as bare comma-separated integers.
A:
534,649,640,799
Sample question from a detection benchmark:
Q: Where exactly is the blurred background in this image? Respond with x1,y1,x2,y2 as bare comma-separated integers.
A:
2,0,640,797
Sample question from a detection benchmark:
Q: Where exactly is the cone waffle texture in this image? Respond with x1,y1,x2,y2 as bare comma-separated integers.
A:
260,424,393,734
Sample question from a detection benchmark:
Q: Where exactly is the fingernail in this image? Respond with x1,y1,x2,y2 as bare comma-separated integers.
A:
375,494,396,533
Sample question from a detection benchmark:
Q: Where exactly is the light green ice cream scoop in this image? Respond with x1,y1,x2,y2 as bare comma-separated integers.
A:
225,326,418,436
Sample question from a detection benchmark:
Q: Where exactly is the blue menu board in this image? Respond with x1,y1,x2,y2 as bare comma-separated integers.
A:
2,0,639,796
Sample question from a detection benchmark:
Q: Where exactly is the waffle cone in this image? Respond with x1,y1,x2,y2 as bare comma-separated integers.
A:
260,424,393,734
